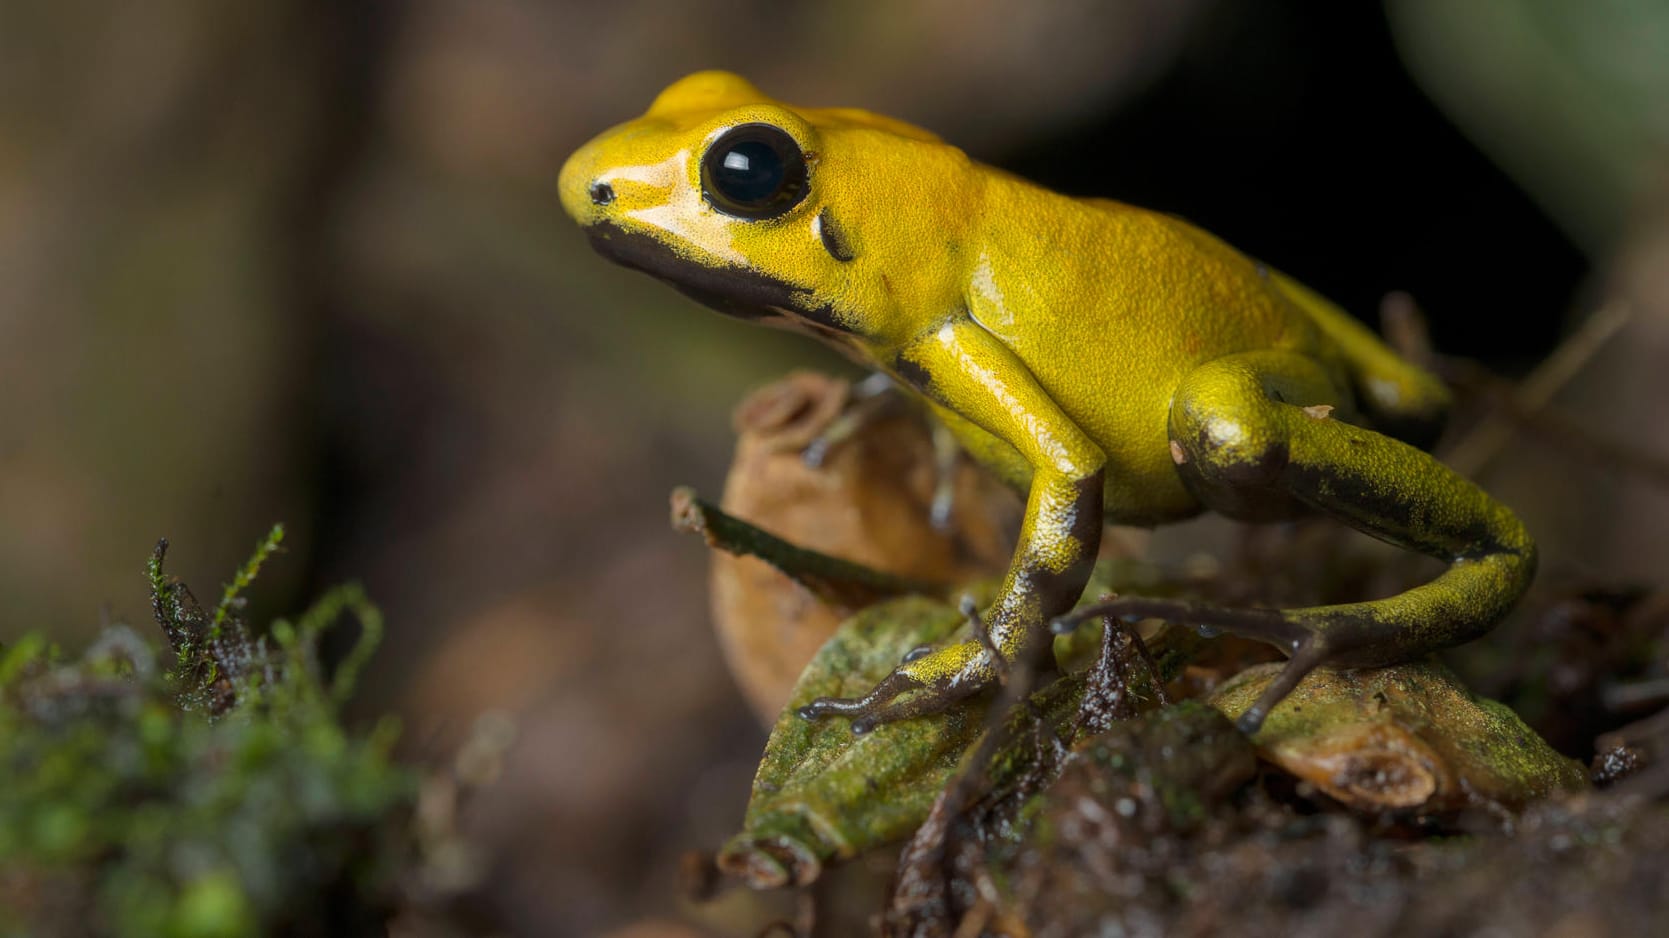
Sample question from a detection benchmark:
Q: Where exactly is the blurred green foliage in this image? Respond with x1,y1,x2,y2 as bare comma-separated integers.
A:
0,527,414,938
1391,0,1669,251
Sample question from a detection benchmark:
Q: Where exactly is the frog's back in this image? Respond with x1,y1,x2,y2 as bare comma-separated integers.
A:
1026,184,1449,435
964,177,1359,522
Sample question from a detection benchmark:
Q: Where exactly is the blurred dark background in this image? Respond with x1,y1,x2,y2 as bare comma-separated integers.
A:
2,1,1665,935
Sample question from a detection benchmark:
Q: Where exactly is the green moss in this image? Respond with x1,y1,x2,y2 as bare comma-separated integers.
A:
0,529,414,937
211,525,286,635
1211,660,1587,810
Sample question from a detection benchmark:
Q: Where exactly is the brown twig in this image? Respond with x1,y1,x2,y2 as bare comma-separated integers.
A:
1443,356,1669,492
1443,302,1634,478
669,486,946,609
1380,290,1438,371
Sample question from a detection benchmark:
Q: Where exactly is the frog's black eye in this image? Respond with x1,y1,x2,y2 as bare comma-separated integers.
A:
701,123,809,220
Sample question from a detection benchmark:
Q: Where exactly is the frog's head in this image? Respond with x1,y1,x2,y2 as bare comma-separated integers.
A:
560,71,982,349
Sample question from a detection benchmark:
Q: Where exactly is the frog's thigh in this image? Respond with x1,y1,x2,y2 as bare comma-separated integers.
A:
1165,352,1342,522
1168,349,1535,665
1273,273,1451,448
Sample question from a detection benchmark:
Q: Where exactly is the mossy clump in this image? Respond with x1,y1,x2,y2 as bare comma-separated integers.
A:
0,527,415,938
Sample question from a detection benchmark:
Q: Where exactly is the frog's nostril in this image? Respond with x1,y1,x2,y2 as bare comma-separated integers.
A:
589,181,615,206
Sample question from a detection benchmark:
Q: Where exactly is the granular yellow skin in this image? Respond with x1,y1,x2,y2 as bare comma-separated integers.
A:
559,72,1534,733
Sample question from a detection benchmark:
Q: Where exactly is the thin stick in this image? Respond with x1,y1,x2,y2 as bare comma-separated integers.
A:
1445,302,1633,477
669,486,944,609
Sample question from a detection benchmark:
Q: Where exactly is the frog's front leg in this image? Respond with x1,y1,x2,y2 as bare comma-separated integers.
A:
798,318,1105,733
1159,349,1534,731
799,371,963,532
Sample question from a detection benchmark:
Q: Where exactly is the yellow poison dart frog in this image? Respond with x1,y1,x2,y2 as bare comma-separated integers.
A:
558,71,1534,734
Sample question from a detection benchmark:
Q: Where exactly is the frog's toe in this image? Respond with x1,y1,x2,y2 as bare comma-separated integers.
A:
926,423,961,533
1052,596,1307,650
1234,633,1332,735
796,670,924,731
800,372,900,468
797,639,997,734
1049,595,1341,735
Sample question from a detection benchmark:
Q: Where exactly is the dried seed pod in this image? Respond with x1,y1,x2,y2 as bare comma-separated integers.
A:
711,372,1018,723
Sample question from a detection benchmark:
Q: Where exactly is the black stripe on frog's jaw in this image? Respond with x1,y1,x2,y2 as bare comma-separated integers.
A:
583,220,855,334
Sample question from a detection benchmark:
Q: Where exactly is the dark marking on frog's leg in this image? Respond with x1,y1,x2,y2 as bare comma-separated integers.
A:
1039,474,1105,615
1053,597,1301,647
816,207,855,262
959,594,1007,678
798,669,920,734
890,351,933,396
970,469,1104,665
1158,349,1535,732
800,466,1106,733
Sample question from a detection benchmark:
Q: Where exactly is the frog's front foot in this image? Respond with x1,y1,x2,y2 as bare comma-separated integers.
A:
799,372,901,469
797,638,999,734
798,373,961,533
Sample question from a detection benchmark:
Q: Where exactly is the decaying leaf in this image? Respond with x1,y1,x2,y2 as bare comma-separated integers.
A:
716,594,988,888
1210,659,1588,811
717,556,1198,893
887,701,1258,938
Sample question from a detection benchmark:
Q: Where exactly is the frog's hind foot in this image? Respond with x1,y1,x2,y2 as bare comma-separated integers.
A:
1231,634,1332,735
1051,596,1308,650
1051,596,1320,735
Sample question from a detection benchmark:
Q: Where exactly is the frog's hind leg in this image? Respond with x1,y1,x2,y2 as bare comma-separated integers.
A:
1272,272,1452,449
1160,349,1532,732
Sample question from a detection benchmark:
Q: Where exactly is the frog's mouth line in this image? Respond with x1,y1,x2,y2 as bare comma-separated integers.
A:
583,221,854,335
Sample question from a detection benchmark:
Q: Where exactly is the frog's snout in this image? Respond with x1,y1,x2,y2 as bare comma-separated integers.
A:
557,144,598,224
560,139,626,226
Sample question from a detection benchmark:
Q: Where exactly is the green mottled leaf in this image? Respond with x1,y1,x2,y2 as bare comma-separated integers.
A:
719,594,986,887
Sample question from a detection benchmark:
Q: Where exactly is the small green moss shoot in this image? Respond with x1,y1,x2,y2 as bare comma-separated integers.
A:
0,527,414,938
212,524,286,635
